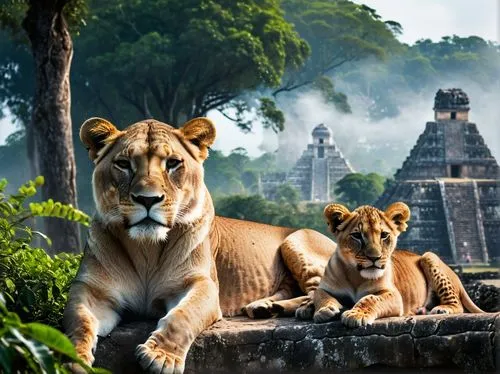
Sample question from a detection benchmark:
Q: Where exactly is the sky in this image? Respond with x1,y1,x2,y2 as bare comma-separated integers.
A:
1,1,499,155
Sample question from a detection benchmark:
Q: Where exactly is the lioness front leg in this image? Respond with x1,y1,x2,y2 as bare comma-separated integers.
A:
136,276,221,374
342,289,403,327
63,282,120,370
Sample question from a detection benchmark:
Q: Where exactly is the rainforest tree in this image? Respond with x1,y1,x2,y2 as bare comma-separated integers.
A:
0,0,87,253
74,0,309,132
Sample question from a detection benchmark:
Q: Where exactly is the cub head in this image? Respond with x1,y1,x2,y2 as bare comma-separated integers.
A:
80,117,216,242
324,202,410,280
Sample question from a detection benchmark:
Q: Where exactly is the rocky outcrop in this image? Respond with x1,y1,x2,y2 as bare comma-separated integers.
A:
465,282,500,312
94,313,499,373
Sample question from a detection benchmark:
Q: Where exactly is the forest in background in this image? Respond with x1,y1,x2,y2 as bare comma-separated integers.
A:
1,0,499,237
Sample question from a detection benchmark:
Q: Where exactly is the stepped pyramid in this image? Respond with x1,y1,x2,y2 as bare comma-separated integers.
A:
377,89,500,264
261,124,354,202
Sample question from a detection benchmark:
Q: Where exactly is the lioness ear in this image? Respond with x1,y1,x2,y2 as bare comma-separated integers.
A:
180,117,216,160
324,203,351,235
80,117,120,161
385,202,411,233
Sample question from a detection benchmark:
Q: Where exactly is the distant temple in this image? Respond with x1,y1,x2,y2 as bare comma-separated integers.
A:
260,124,354,202
377,88,500,263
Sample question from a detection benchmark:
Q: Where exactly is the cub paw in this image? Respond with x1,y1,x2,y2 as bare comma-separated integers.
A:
313,305,340,324
295,300,314,320
429,305,455,315
244,299,274,319
136,340,185,374
341,308,375,327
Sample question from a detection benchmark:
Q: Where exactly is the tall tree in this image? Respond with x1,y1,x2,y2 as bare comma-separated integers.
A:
0,0,87,253
74,0,308,132
275,0,403,112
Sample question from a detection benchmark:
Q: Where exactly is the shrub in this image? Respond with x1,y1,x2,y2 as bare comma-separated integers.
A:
0,177,88,327
0,177,103,372
0,294,107,373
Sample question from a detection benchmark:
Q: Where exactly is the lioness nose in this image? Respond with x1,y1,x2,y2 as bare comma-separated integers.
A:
131,194,164,210
367,255,381,262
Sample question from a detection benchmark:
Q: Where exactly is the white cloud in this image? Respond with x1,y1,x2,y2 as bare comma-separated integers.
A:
0,116,17,145
353,0,499,43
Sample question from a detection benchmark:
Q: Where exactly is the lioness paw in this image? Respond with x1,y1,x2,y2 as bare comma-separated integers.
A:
295,300,314,320
244,299,274,319
136,341,185,374
313,305,340,323
341,309,375,327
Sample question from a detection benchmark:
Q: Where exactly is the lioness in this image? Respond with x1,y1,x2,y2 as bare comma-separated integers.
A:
64,117,335,373
296,202,483,326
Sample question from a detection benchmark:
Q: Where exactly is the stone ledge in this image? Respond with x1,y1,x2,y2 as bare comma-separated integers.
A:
94,313,499,373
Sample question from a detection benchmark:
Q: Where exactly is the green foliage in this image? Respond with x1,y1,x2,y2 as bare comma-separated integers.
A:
0,294,108,373
0,177,105,373
275,0,402,103
334,172,386,209
215,193,329,236
258,97,285,133
0,0,88,37
74,0,309,129
340,35,500,120
1,247,81,327
0,177,87,326
204,148,277,197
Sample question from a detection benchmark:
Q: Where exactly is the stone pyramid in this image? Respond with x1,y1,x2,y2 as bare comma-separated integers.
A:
377,89,500,264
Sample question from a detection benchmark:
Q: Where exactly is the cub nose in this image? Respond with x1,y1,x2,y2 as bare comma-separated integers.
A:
131,194,164,210
367,255,381,263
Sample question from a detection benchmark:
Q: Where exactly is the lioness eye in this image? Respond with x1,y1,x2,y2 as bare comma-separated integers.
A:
166,158,182,169
381,231,390,239
350,232,362,240
114,159,131,170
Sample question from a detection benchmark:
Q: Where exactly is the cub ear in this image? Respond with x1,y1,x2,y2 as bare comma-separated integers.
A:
80,117,120,161
324,203,351,235
180,117,216,160
385,202,411,233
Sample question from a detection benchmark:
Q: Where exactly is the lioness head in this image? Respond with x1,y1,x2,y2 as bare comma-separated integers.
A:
80,117,216,242
324,202,410,280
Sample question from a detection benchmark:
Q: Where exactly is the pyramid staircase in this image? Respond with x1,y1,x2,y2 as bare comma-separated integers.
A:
438,180,489,263
312,158,329,201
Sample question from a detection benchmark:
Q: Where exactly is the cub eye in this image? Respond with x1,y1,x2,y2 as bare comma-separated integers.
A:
350,232,362,241
166,158,182,170
381,231,390,240
114,159,131,170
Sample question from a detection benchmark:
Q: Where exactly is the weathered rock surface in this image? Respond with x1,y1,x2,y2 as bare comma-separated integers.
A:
94,313,499,373
465,282,500,312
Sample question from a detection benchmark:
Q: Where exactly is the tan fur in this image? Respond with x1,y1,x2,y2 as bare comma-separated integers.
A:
64,117,336,373
296,202,483,327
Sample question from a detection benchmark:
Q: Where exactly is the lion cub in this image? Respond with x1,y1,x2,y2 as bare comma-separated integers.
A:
297,202,483,327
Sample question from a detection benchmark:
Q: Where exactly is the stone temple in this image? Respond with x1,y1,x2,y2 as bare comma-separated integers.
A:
260,124,354,202
377,88,500,264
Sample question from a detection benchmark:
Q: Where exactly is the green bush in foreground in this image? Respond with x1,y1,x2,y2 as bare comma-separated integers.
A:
0,177,87,327
0,294,108,374
0,177,105,373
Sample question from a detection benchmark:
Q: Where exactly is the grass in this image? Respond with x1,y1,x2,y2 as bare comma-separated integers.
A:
461,266,500,273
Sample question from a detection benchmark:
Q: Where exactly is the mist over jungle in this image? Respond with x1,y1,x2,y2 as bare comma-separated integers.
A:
1,0,499,216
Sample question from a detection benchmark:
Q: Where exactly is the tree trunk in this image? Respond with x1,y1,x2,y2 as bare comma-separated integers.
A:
23,0,80,254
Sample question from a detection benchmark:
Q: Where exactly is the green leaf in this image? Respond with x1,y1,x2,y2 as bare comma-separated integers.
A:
4,278,15,292
10,327,56,374
33,231,53,246
0,338,14,374
22,323,77,359
19,287,36,307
